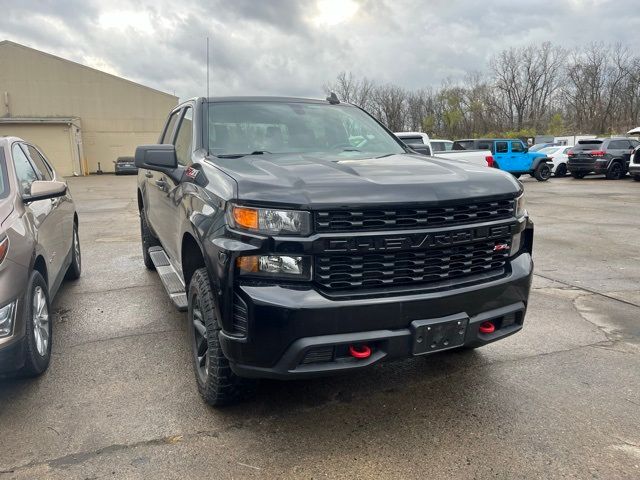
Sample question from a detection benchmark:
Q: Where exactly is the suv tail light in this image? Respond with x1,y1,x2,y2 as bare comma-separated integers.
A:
567,150,574,156
485,155,495,167
590,150,605,157
0,235,8,264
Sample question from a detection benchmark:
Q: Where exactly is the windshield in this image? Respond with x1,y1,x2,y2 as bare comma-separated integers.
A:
540,147,561,155
206,101,405,158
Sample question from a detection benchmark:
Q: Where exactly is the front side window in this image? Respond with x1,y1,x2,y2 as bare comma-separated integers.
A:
207,101,405,159
12,143,38,195
495,142,508,153
174,107,193,166
511,141,524,153
26,145,53,181
161,111,181,144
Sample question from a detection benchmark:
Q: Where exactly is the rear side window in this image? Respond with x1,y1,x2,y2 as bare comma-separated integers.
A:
161,110,181,144
431,141,444,151
496,142,508,153
12,143,38,195
511,141,524,153
174,107,193,166
26,145,53,181
477,142,492,150
608,140,626,149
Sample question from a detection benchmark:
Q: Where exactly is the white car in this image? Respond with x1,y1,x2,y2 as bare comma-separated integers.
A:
539,145,573,177
394,132,494,168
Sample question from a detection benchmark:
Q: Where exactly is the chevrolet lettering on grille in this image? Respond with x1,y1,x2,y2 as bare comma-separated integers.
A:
324,224,513,253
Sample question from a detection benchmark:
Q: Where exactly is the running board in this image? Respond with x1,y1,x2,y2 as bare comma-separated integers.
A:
148,246,188,311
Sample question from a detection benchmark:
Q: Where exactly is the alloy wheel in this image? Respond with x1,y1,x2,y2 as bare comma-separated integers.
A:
32,286,50,357
191,295,209,383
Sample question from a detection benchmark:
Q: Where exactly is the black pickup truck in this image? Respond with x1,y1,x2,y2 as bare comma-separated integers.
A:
135,96,534,406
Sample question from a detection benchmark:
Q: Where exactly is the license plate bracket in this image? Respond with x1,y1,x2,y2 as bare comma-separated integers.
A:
411,314,468,355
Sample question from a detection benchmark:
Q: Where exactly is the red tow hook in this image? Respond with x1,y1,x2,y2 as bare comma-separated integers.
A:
479,321,496,334
348,344,372,359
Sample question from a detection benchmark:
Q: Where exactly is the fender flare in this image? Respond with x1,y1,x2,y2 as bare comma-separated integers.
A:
530,157,551,171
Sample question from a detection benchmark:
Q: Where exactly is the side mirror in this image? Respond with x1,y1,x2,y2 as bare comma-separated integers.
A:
23,180,67,203
135,144,184,183
523,147,529,153
135,144,178,170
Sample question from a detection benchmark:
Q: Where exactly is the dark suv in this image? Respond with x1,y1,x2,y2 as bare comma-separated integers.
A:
135,96,534,406
567,138,639,179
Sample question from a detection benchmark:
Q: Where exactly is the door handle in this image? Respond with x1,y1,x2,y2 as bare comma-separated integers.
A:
155,180,167,189
145,171,153,178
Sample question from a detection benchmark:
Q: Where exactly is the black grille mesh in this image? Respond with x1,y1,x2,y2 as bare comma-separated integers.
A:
315,239,510,290
315,200,515,233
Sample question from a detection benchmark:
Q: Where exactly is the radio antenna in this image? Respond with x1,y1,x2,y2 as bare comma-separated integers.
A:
206,36,210,154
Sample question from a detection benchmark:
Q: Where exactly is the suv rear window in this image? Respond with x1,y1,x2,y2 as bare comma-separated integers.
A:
399,136,424,145
574,140,603,151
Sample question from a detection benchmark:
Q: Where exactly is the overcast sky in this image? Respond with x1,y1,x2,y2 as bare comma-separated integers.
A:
1,0,639,100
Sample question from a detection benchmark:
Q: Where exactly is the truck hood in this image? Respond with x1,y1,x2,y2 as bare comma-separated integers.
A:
211,153,521,207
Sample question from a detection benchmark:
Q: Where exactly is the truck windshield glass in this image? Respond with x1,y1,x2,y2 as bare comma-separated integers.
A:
207,101,405,158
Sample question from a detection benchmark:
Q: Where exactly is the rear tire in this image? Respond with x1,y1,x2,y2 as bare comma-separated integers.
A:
140,208,160,270
633,175,640,182
534,162,551,181
188,268,253,406
606,161,623,180
20,271,52,377
65,222,81,280
555,163,567,177
571,172,586,179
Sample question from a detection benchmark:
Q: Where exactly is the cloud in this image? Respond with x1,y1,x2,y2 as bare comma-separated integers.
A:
0,0,639,100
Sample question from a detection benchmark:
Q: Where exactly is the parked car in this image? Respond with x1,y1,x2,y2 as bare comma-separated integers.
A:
567,138,639,179
0,137,81,376
394,132,495,168
431,139,453,152
453,138,552,181
539,145,573,177
136,96,534,406
114,156,137,175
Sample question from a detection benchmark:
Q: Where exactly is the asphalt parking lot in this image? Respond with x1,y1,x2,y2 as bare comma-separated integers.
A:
1,173,639,479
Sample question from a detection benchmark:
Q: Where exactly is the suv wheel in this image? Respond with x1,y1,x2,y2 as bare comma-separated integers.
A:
188,268,253,406
20,271,52,377
534,162,551,181
633,175,640,182
571,172,586,179
606,161,624,180
140,208,160,270
555,163,567,177
65,222,81,280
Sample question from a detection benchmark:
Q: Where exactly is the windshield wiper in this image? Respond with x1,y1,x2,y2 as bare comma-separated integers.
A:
215,151,272,159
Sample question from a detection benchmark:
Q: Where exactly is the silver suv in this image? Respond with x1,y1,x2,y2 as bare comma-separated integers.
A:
0,137,81,376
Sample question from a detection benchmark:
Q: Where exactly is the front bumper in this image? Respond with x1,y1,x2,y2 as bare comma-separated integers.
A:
220,252,533,380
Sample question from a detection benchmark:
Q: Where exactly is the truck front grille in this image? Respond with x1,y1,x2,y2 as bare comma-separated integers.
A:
314,238,510,291
315,200,514,233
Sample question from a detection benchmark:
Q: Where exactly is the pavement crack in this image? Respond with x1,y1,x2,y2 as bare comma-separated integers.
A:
54,328,183,352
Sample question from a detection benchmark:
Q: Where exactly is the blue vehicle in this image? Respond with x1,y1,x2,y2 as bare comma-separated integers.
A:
453,138,552,181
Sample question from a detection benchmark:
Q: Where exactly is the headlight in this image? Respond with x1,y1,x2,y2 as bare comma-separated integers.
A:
515,192,526,217
228,205,311,236
237,255,312,280
0,301,15,337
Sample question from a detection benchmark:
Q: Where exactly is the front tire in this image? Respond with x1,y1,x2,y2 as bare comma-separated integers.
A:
65,222,81,280
188,268,253,406
534,162,551,181
140,208,160,270
20,271,52,377
555,163,567,177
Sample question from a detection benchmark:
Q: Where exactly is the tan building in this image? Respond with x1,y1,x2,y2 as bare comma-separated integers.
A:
0,40,178,175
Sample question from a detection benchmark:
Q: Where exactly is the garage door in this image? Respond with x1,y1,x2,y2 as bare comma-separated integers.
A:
0,123,76,176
